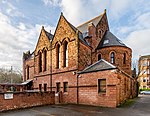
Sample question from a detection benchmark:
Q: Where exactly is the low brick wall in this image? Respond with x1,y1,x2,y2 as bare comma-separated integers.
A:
0,91,55,112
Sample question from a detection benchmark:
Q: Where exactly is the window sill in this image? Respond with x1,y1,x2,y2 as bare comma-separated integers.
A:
63,92,68,95
98,92,106,96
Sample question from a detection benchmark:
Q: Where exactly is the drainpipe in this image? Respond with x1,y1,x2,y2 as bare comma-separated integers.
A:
50,39,52,92
76,30,79,104
77,74,79,104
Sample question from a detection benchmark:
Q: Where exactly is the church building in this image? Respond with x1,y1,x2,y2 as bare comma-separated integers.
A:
23,10,137,107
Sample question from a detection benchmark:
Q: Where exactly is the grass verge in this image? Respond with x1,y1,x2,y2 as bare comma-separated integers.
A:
118,97,138,108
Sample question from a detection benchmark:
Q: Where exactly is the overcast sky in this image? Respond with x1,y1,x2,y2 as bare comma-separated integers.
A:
0,0,150,71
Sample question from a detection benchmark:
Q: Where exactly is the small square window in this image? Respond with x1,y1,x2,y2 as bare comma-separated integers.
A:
63,82,68,92
98,79,106,93
44,83,47,92
39,84,42,91
56,82,61,93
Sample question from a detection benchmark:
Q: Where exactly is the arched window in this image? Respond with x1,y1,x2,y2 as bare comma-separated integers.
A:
39,52,42,72
27,65,29,80
110,52,115,64
98,54,101,61
99,29,102,38
43,50,47,71
63,41,68,67
56,44,60,69
123,53,126,64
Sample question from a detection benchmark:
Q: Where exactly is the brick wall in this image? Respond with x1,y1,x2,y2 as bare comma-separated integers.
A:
33,75,50,91
78,70,118,107
78,69,134,107
52,71,77,104
0,91,55,112
117,72,132,105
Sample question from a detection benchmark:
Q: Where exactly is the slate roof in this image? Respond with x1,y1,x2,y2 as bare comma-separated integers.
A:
23,51,34,60
78,31,90,46
21,79,33,85
97,31,126,49
77,14,103,33
28,51,34,59
78,59,117,74
44,30,54,40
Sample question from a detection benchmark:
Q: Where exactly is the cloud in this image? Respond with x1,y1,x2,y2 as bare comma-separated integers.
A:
125,29,150,60
135,12,150,29
60,0,109,26
109,0,133,19
0,12,54,70
1,0,24,17
42,0,61,6
115,11,150,61
0,12,34,69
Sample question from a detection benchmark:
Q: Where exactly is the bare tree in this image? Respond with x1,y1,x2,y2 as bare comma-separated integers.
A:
0,68,22,83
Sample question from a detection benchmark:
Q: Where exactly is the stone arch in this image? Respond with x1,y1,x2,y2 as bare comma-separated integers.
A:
56,43,61,69
54,41,62,49
63,40,68,67
43,48,47,71
62,37,70,44
38,51,42,72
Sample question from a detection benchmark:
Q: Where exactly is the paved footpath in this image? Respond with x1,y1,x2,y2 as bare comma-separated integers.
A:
0,95,150,116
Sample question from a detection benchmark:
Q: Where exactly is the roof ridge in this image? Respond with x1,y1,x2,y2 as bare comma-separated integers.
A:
82,59,116,72
82,59,103,71
61,13,78,33
77,12,105,28
78,59,117,74
77,14,103,28
101,59,116,68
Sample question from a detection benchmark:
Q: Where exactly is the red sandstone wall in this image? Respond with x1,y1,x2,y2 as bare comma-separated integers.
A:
78,42,91,71
23,58,34,81
91,12,109,51
0,91,55,112
96,46,132,75
51,39,77,72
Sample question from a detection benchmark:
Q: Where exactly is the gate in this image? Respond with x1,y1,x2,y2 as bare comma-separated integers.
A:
55,91,62,104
